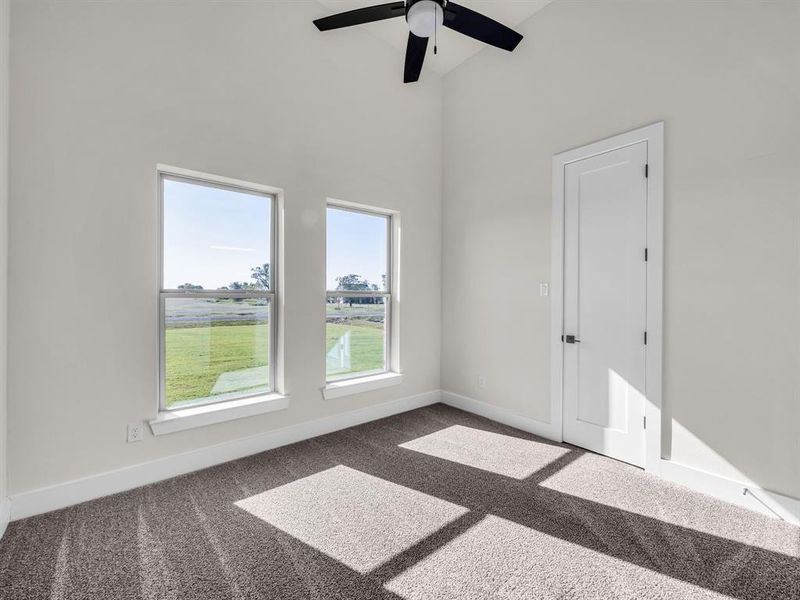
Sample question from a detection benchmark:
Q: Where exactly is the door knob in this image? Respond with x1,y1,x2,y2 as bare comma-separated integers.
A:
562,335,580,344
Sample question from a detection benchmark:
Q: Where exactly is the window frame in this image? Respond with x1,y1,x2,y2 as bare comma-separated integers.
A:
157,167,280,412
325,202,394,384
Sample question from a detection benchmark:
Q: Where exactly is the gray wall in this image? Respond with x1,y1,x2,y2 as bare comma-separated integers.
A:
442,0,800,498
8,0,442,495
0,0,7,531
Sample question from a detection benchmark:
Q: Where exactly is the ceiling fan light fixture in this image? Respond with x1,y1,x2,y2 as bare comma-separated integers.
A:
406,0,444,39
313,0,523,83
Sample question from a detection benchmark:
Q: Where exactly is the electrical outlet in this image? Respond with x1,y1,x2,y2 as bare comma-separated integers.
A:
127,422,144,443
540,282,550,297
477,375,487,389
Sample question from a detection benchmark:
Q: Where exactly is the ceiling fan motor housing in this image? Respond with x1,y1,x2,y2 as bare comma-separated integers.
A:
406,0,446,38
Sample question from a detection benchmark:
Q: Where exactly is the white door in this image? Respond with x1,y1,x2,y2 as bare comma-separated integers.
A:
562,142,648,468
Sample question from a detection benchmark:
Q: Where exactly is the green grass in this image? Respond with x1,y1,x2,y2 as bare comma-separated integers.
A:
325,320,385,378
165,323,270,407
165,320,385,407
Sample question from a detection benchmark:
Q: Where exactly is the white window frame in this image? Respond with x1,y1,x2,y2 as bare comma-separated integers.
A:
157,165,281,412
325,201,397,385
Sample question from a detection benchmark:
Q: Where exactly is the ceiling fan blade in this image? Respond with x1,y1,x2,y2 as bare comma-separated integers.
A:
404,32,429,83
443,2,523,52
314,2,406,31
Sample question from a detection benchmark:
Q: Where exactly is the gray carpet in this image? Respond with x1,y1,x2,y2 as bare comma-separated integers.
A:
0,404,798,599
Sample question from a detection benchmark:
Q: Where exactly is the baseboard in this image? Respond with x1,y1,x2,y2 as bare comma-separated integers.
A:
441,390,800,525
660,460,800,526
10,389,799,528
0,496,9,539
441,390,559,442
9,390,442,521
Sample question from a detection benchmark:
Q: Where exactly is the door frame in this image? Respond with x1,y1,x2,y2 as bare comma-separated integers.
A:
550,122,664,474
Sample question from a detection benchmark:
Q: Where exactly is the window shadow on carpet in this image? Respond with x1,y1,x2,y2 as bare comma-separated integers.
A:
233,406,800,600
0,404,797,600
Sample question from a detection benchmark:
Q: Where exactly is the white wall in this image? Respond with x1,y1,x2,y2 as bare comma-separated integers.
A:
0,0,8,532
9,0,800,511
442,0,800,498
8,0,442,496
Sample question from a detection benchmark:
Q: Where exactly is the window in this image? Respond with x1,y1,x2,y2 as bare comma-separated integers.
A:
159,170,277,410
326,204,392,382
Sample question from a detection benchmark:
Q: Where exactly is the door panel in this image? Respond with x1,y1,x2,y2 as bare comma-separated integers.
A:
563,142,648,468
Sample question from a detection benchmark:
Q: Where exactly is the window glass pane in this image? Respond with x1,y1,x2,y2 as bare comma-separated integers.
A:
326,297,386,380
163,177,271,291
327,207,388,292
164,296,270,408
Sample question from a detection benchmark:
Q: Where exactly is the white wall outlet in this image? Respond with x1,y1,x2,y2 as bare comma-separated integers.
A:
477,375,487,389
539,282,550,297
127,422,144,443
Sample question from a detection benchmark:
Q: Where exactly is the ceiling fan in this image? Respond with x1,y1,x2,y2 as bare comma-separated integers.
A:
313,0,524,83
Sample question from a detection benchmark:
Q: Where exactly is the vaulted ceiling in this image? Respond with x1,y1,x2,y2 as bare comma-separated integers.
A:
314,0,553,76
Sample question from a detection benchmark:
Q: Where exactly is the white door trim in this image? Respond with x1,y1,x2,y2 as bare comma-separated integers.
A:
550,122,664,474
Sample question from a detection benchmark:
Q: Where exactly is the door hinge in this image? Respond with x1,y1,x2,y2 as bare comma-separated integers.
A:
643,416,647,429
644,248,648,262
645,164,649,178
644,331,648,345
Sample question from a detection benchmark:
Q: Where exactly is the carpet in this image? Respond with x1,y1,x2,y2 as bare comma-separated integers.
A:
0,404,798,599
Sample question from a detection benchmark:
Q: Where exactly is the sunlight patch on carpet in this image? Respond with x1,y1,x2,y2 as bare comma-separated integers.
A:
399,425,569,479
538,453,797,555
385,515,734,600
235,465,468,573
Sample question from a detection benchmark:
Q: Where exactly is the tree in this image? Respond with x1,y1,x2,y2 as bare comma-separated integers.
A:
336,274,370,292
227,281,261,290
335,274,375,307
224,280,259,301
178,283,204,290
251,263,270,290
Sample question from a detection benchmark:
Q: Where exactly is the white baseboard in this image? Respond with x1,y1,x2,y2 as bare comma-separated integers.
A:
9,390,442,521
441,390,800,525
0,496,8,539
9,388,800,529
441,390,559,442
660,459,800,526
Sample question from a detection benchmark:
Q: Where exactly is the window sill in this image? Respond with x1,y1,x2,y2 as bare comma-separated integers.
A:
323,372,403,401
149,393,290,436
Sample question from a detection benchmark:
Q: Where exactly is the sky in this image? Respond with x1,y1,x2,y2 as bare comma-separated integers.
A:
162,178,387,291
163,178,271,290
326,207,387,291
